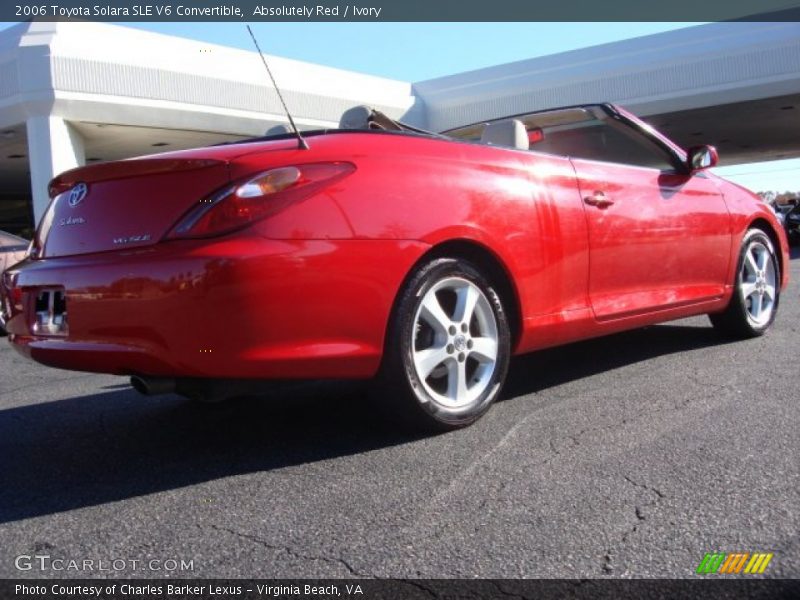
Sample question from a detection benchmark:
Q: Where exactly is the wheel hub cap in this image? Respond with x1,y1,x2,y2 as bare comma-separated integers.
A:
453,335,467,352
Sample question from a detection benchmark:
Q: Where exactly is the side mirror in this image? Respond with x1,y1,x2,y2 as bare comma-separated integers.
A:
687,145,718,171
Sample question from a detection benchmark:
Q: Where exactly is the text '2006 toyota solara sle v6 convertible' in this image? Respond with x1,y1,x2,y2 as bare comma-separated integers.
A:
0,104,789,430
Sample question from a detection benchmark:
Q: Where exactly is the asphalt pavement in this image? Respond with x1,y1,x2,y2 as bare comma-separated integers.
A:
1,248,798,579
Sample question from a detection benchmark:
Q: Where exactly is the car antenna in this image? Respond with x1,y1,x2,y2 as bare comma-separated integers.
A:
246,24,309,150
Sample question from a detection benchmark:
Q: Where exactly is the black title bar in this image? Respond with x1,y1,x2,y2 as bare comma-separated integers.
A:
3,579,799,600
3,0,800,22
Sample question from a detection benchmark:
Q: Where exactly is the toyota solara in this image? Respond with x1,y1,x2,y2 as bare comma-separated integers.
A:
0,104,789,430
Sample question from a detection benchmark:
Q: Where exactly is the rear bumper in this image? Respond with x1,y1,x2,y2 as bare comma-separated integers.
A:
1,236,427,379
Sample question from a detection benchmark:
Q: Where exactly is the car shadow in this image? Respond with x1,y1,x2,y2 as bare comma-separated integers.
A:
0,322,738,523
502,322,734,398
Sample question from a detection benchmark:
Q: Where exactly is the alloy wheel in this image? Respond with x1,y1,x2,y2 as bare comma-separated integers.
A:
411,276,499,408
740,240,777,327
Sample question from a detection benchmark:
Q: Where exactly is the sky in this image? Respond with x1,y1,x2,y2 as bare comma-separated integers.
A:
119,22,704,81
1,20,798,193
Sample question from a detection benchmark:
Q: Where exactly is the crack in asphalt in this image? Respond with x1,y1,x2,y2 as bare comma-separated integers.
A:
209,524,367,578
604,475,669,574
622,475,667,499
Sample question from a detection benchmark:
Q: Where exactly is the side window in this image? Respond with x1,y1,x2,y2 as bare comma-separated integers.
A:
525,110,679,171
534,121,676,170
445,106,681,172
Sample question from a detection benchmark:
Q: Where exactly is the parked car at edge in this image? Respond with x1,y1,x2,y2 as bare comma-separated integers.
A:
0,230,29,334
0,104,790,430
781,202,800,245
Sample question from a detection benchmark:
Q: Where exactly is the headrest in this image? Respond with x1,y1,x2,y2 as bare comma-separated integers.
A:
265,124,291,136
480,119,529,151
339,105,374,130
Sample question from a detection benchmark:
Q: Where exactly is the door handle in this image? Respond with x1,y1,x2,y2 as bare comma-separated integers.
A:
584,191,614,208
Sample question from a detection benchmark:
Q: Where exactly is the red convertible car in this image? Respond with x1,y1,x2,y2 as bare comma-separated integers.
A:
0,104,789,429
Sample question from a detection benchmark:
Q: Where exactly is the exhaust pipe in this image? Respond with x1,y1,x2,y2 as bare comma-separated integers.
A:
130,375,176,396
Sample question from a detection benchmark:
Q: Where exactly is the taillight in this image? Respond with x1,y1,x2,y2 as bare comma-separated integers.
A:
235,166,300,198
165,162,355,239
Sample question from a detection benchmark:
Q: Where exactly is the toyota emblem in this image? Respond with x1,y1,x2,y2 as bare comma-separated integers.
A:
68,182,88,207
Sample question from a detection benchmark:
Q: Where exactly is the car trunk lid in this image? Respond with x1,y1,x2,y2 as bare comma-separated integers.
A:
36,158,231,258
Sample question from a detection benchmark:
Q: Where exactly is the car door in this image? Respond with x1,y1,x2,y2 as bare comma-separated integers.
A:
573,163,731,319
530,106,730,319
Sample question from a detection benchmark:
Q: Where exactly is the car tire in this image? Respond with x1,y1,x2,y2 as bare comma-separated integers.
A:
709,228,780,338
377,257,511,431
